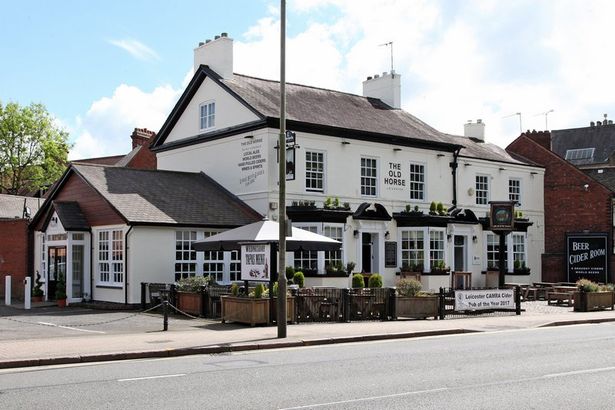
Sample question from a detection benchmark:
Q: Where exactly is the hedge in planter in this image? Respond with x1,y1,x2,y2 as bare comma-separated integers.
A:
395,278,439,319
574,279,615,312
175,276,212,315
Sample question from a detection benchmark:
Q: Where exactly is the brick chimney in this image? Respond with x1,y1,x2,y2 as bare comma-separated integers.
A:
131,128,156,149
194,32,233,78
524,130,551,151
362,71,401,109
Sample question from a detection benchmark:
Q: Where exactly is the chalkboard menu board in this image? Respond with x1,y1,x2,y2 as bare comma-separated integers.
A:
385,241,397,268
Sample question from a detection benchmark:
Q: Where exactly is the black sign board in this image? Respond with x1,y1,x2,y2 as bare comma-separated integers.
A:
285,148,295,181
567,233,608,283
385,241,397,268
489,201,515,231
285,130,296,147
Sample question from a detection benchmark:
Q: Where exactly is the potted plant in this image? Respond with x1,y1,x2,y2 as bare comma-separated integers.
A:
574,279,615,312
175,275,212,315
430,260,450,274
352,273,365,288
513,260,531,275
55,272,67,307
395,278,439,319
32,271,44,303
399,261,423,280
368,273,383,288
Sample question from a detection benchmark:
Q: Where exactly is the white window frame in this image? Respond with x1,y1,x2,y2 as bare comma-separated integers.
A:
291,223,345,274
483,232,527,272
361,157,378,197
475,174,489,205
509,178,521,205
199,100,216,131
175,230,198,281
323,224,344,270
305,150,325,193
400,229,425,269
409,162,426,201
398,227,446,272
95,227,125,287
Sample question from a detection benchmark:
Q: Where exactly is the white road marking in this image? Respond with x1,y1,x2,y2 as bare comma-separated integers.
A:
117,374,186,382
542,366,615,379
37,321,106,334
279,388,449,409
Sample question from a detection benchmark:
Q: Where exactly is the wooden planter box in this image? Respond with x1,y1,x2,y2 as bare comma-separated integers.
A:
177,291,203,316
396,296,439,319
574,291,615,312
272,297,296,323
221,296,270,326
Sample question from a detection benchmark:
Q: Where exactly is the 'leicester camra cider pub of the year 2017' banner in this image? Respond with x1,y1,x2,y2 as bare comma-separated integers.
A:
454,289,515,311
241,243,270,282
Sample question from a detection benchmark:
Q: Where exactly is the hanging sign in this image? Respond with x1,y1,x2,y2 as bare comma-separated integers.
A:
489,201,515,231
567,233,608,283
241,243,270,282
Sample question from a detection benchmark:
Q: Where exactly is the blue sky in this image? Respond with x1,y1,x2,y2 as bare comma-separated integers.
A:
2,0,615,158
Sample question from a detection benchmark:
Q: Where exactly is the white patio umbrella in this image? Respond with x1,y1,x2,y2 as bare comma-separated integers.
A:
192,220,341,252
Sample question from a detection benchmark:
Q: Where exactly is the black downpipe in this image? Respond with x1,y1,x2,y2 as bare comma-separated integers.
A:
124,225,134,305
450,149,461,208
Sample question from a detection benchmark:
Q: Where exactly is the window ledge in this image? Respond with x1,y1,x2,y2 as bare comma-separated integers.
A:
95,284,123,289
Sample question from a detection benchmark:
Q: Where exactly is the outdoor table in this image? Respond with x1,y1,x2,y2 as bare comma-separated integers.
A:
505,283,536,301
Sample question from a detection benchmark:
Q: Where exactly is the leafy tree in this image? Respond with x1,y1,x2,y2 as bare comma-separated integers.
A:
0,101,71,194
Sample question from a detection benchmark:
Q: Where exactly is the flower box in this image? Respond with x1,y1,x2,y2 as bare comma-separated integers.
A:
221,296,269,326
574,291,615,312
177,291,203,316
395,296,439,319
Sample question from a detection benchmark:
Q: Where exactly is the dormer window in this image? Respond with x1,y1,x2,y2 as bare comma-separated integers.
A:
199,101,216,130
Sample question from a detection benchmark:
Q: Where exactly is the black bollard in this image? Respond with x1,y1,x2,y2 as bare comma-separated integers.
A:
163,299,169,331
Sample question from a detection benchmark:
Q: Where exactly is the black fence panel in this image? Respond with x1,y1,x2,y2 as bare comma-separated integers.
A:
294,287,344,322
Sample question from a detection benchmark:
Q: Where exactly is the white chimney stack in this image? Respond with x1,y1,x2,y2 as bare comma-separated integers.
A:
362,71,401,109
464,119,485,142
193,32,233,79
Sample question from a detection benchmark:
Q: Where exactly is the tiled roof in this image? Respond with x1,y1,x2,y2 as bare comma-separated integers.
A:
72,164,262,227
71,155,126,166
0,194,44,219
551,124,615,165
221,74,525,164
584,168,615,192
53,202,89,231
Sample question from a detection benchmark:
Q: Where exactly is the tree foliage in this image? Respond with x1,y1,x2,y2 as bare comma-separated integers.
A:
0,101,71,194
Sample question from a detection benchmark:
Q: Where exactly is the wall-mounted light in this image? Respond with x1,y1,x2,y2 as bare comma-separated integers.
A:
393,148,402,152
437,153,445,157
447,234,452,242
51,216,58,224
583,183,589,191
499,167,505,171
244,135,254,139
385,231,390,240
472,235,478,243
464,163,471,167
353,230,359,237
341,140,351,145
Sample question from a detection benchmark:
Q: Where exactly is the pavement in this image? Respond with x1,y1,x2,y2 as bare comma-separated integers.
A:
1,300,615,370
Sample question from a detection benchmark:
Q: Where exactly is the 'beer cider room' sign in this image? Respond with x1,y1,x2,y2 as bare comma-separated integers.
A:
567,233,608,283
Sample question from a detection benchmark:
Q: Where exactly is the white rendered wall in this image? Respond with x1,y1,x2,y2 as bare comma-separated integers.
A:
164,77,260,145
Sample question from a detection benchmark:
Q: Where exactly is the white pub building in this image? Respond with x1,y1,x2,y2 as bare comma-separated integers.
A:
150,33,545,291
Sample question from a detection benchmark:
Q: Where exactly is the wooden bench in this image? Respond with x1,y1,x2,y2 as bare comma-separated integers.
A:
547,291,575,307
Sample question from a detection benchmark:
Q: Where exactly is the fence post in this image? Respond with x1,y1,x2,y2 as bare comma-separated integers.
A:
169,284,177,308
140,282,146,309
439,287,445,320
342,288,350,322
5,276,11,306
388,287,396,320
201,285,208,318
515,285,521,315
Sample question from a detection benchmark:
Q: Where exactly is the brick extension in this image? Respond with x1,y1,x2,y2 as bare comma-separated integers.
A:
0,219,29,300
507,131,614,282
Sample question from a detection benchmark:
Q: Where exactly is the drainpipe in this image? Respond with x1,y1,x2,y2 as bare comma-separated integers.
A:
124,225,134,305
450,148,461,208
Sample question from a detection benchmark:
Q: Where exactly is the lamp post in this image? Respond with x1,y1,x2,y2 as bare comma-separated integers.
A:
277,0,288,338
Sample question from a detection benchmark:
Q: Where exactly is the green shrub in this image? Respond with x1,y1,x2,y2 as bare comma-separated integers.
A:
429,201,437,214
253,283,265,298
352,273,365,288
230,283,239,296
285,266,295,281
577,278,600,292
176,275,211,292
293,271,305,288
396,278,422,297
33,271,44,297
272,281,279,296
368,273,383,288
436,202,445,215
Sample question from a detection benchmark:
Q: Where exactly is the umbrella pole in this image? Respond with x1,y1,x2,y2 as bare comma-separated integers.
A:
277,0,288,338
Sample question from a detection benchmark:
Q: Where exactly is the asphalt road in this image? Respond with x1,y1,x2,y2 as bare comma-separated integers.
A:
2,323,615,409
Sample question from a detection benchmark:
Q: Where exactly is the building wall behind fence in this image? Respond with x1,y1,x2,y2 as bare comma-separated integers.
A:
0,219,29,300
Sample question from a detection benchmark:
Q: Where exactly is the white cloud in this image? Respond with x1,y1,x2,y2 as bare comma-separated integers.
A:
69,84,180,159
108,38,160,62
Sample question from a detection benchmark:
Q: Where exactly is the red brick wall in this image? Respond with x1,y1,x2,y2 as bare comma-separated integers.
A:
0,219,28,300
507,135,614,282
126,145,157,169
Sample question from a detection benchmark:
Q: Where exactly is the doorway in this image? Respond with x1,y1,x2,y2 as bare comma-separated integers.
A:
48,247,66,300
454,235,466,272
